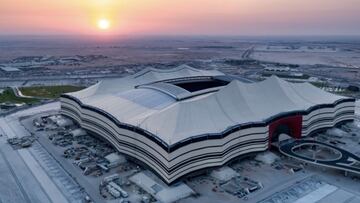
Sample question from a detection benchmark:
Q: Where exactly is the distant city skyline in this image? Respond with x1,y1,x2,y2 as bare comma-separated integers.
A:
1,0,360,36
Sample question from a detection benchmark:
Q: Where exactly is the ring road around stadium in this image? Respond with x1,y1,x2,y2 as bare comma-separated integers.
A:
60,65,355,184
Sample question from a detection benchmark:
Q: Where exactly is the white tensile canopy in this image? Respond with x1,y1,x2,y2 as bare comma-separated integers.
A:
66,66,346,146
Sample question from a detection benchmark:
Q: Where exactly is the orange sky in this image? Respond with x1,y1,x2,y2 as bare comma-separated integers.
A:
1,0,360,35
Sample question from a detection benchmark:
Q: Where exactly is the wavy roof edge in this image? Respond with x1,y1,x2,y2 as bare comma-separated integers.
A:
137,76,349,144
62,71,354,147
67,65,224,99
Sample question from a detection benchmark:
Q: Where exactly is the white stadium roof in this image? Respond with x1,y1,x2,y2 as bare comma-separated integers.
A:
65,66,347,146
69,64,224,99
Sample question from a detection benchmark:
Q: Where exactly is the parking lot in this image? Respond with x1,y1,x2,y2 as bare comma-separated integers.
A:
22,113,173,203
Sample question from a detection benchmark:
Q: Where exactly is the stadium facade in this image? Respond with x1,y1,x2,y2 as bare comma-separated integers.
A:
60,65,355,183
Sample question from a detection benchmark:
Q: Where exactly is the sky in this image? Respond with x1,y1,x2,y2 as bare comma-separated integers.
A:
1,0,360,36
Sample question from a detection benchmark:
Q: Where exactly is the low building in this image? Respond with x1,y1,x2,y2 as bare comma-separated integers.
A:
264,65,290,72
48,115,74,127
70,128,87,137
0,66,21,72
104,153,126,168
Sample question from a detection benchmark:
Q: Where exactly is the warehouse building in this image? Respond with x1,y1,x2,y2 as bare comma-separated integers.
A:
60,65,355,184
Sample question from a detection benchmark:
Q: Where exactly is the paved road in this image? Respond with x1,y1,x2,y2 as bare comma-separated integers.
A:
0,144,31,203
0,122,51,203
0,117,69,203
12,86,37,99
0,102,75,203
241,46,254,59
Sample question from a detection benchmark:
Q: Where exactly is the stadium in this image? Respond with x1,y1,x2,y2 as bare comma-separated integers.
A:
60,65,356,184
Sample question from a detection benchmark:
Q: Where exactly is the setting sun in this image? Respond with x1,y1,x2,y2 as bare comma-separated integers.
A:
97,19,110,30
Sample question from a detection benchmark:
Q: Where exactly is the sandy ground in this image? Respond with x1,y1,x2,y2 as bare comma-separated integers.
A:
251,51,360,68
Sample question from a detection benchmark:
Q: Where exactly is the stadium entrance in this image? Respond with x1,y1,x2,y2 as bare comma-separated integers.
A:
269,115,302,147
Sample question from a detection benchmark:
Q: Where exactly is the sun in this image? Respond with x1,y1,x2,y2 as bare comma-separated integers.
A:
97,19,110,30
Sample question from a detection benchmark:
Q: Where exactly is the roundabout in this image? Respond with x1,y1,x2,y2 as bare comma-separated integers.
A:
291,143,342,162
278,139,360,175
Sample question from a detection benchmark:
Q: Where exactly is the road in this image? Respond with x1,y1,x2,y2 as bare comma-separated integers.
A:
0,102,73,203
0,144,32,203
0,117,69,203
241,46,254,59
12,86,36,99
0,122,51,203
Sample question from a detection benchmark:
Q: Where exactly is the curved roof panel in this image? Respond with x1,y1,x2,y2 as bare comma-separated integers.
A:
64,67,349,146
69,65,224,99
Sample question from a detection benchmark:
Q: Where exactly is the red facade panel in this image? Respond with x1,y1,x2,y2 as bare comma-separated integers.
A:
269,115,303,146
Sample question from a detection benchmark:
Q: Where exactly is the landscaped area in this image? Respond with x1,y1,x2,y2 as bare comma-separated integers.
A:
20,85,85,99
0,88,39,104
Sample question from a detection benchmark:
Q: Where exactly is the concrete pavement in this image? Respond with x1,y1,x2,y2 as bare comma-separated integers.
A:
0,102,74,203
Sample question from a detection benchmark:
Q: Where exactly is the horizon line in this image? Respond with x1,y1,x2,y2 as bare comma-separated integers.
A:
1,34,360,38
